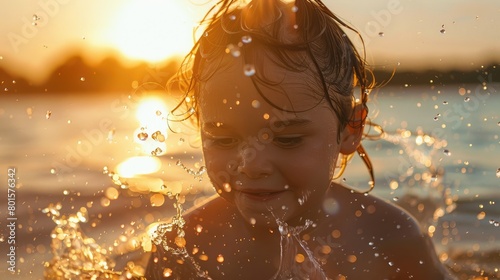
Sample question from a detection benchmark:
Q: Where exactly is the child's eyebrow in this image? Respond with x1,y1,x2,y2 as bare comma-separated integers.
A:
202,119,312,130
272,118,312,128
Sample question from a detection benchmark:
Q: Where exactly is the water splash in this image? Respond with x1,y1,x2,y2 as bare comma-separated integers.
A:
271,219,328,280
42,203,146,279
148,193,212,279
176,159,207,181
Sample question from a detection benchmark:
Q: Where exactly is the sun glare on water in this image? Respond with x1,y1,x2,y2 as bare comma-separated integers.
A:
116,97,169,180
107,0,195,62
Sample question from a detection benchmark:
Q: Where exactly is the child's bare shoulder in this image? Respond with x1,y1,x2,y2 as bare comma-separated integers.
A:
331,184,422,234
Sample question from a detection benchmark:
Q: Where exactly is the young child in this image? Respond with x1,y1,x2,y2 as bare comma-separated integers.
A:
145,0,454,279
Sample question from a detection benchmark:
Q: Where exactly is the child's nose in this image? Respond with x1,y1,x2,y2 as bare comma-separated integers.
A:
237,146,273,179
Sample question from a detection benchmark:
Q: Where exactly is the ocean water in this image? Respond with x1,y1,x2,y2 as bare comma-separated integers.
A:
0,82,498,279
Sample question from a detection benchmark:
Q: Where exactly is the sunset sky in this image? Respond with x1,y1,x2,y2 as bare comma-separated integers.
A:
1,0,499,83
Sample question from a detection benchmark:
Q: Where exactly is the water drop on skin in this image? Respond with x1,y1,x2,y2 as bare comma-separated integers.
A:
243,64,256,76
251,100,261,108
464,96,471,102
241,35,252,44
443,149,451,156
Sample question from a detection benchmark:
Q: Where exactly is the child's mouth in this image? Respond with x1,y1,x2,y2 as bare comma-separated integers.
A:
239,190,286,201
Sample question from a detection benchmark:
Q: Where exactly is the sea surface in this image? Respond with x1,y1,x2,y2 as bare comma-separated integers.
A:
0,81,499,279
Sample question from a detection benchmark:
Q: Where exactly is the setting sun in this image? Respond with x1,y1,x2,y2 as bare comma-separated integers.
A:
106,0,195,62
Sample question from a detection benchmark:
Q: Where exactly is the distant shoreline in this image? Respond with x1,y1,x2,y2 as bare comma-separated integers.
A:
1,54,498,94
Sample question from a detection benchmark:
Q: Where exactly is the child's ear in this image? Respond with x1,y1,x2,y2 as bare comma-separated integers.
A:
340,103,367,154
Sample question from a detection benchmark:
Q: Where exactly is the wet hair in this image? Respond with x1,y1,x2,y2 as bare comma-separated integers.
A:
169,0,373,140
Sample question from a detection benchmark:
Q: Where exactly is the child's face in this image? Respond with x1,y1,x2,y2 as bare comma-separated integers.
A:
198,58,345,226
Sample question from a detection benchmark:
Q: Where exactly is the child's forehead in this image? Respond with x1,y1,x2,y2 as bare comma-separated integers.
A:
200,56,322,107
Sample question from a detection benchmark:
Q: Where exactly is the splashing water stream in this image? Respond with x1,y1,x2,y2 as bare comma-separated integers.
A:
42,204,145,279
149,193,212,279
271,218,328,280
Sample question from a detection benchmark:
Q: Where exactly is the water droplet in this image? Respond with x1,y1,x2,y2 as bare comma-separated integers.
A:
378,32,384,37
151,131,166,142
45,110,52,119
293,24,299,30
163,268,173,277
443,101,448,105
440,25,446,34
50,168,56,174
464,96,471,102
225,44,241,57
243,64,255,76
443,149,451,156
496,168,500,178
229,14,236,21
291,5,298,12
80,77,86,82
251,100,261,108
151,147,163,156
298,198,305,205
433,116,439,121
217,254,225,263
223,183,232,192
137,132,148,141
497,121,500,127
177,138,185,145
156,110,162,116
431,175,438,182
235,180,243,186
392,197,399,202
241,35,252,44
284,185,289,190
